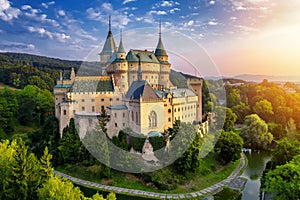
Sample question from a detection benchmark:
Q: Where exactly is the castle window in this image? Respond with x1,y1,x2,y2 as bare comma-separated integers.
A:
122,75,125,78
101,99,104,102
133,75,135,79
123,112,125,118
168,98,171,102
131,111,134,121
82,106,85,111
146,76,148,79
149,111,157,128
63,110,66,115
174,108,176,112
91,99,95,102
168,109,171,113
101,106,104,111
151,76,153,79
116,98,119,101
131,64,132,66
118,64,120,66
122,85,125,88
110,98,112,101
178,108,180,111
82,99,85,102
168,118,171,122
114,113,117,118
123,123,125,127
115,123,118,127
92,106,95,112
136,112,138,124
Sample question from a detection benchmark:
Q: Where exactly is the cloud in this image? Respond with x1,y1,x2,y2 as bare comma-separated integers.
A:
169,7,180,14
161,1,173,7
58,9,65,16
41,1,55,9
0,0,21,21
21,5,32,10
208,19,218,26
122,0,137,5
0,41,36,52
86,3,130,28
209,1,215,5
148,10,167,15
187,20,194,26
153,1,179,9
27,26,70,42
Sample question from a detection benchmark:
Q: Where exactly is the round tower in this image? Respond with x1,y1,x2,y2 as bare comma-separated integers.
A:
155,21,171,89
106,30,128,93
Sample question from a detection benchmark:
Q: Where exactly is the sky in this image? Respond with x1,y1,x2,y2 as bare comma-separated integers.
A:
0,0,300,77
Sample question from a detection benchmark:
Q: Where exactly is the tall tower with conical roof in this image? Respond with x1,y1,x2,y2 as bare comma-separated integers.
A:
155,21,168,62
155,21,171,88
100,16,117,65
117,29,126,59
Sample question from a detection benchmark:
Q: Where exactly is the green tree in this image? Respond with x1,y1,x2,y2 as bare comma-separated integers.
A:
232,102,250,124
240,114,273,150
214,131,243,164
174,123,202,173
263,156,300,200
269,138,300,168
285,118,299,140
37,175,84,200
253,99,274,122
224,107,237,131
59,119,89,164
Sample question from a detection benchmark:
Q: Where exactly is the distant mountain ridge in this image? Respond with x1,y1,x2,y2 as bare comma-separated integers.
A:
233,74,300,82
205,74,300,83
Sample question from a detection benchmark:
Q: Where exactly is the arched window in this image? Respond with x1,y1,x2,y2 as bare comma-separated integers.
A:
136,112,138,124
149,111,157,128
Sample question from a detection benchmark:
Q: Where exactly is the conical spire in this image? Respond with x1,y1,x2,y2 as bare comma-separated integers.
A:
101,15,117,54
155,20,167,56
117,29,125,53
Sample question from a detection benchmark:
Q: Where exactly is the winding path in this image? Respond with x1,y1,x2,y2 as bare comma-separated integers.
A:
54,154,246,199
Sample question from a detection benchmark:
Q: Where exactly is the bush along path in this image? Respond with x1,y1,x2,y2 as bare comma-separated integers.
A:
54,154,246,199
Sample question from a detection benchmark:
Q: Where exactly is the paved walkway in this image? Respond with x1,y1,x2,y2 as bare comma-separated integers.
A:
54,154,246,199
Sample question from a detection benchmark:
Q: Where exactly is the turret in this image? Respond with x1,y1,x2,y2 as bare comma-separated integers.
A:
154,21,168,62
99,16,117,64
117,30,126,60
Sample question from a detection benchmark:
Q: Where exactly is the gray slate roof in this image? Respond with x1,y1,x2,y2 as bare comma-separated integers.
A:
125,80,159,99
155,37,167,56
126,50,159,64
101,31,117,54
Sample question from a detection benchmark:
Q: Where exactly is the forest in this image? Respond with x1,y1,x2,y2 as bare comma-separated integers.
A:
0,52,300,199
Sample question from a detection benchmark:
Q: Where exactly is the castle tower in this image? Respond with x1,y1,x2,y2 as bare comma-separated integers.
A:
155,21,168,63
186,76,203,122
117,30,126,59
106,29,129,93
155,21,171,89
100,16,117,74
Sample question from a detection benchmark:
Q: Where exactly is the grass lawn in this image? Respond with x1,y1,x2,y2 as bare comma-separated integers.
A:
56,153,241,194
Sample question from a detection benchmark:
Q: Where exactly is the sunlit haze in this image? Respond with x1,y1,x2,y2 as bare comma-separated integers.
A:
0,0,299,77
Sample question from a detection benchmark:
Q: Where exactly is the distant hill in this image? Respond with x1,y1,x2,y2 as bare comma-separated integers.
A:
233,74,300,83
0,52,189,89
0,52,82,70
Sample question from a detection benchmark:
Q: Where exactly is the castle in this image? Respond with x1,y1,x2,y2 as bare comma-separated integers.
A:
54,18,203,137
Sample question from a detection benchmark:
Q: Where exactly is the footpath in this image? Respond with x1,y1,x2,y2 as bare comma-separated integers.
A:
54,154,246,199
